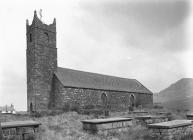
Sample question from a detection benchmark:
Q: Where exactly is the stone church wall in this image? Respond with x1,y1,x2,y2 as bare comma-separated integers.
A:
51,75,153,111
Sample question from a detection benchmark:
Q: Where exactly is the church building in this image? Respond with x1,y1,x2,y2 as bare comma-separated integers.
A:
26,11,153,112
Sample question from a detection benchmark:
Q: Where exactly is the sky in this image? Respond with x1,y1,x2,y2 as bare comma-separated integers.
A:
0,0,193,111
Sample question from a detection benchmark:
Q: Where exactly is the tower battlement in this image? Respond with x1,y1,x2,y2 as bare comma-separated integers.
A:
26,11,56,33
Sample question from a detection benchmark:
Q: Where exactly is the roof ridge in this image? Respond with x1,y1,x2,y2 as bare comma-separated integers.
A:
55,67,152,94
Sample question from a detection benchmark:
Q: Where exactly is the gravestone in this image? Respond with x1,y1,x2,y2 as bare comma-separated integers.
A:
82,117,133,134
186,113,193,120
147,120,193,140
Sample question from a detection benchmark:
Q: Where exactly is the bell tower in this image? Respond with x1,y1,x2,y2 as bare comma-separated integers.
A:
26,11,57,112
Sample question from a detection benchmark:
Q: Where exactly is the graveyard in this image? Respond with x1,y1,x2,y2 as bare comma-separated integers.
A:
0,1,192,140
1,106,193,140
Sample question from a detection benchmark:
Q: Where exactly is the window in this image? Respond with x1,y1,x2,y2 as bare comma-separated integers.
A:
30,102,33,112
101,93,108,107
130,94,135,107
44,32,49,42
29,34,32,42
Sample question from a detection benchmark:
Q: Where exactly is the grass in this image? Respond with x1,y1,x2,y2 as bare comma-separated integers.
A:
0,111,151,140
33,112,158,140
0,106,190,140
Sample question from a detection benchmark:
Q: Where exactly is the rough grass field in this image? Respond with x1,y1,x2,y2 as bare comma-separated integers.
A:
37,112,153,140
1,107,193,140
0,111,151,140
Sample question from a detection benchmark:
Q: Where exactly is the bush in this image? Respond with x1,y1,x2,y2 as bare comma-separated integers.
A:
48,110,63,116
143,135,159,140
78,108,104,116
177,109,181,113
83,104,95,110
70,103,80,112
61,102,81,112
165,112,174,121
95,105,103,109
153,104,163,109
128,106,134,111
119,125,149,140
30,110,64,117
31,111,42,118
62,103,70,112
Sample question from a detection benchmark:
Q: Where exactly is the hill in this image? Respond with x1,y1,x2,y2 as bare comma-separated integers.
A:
154,78,193,111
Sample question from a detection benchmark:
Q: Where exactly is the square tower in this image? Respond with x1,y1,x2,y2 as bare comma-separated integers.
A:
26,11,57,112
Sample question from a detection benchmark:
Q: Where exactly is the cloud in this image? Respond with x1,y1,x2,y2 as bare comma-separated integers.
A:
0,68,26,110
81,0,190,52
58,0,189,92
0,0,191,110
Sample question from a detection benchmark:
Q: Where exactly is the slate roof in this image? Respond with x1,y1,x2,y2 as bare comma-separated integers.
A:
54,67,152,94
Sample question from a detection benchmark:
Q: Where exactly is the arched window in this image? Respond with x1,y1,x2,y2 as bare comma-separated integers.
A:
44,32,49,42
130,94,135,107
29,34,32,42
101,93,108,107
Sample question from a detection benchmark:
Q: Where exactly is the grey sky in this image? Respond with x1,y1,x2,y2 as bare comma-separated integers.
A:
0,0,192,110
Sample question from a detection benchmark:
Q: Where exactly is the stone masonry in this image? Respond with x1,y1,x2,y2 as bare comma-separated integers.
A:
51,75,153,111
26,11,57,112
148,120,193,140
